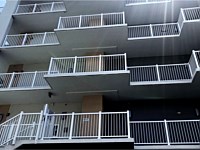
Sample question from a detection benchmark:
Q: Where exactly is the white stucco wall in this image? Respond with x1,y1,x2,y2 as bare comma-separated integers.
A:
23,63,49,72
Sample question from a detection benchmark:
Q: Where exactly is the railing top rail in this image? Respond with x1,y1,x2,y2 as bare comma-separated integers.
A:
166,119,200,122
52,53,126,60
130,119,200,123
17,1,63,7
0,71,48,75
128,25,151,28
60,12,124,19
151,22,178,26
128,65,156,69
47,111,128,116
6,32,55,37
182,6,200,11
128,63,188,69
22,113,41,115
130,120,165,123
158,63,188,67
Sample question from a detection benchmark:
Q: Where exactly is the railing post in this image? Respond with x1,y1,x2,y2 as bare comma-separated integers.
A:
181,8,186,21
42,32,47,44
101,13,103,26
50,2,55,12
193,50,200,69
22,33,28,45
123,12,125,24
99,55,102,72
79,15,82,28
8,72,15,88
127,110,131,138
15,5,20,14
32,4,37,13
35,110,44,143
73,56,77,73
124,53,127,71
3,35,8,47
98,111,102,139
30,122,36,140
69,112,75,139
48,57,54,74
156,64,161,81
31,71,37,88
164,119,170,146
57,17,62,29
41,111,48,140
150,24,153,36
12,111,23,145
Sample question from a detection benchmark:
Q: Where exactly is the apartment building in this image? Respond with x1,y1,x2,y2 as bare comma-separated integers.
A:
0,0,200,149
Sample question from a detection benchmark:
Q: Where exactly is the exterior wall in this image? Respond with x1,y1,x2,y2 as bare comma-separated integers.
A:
0,0,19,45
23,63,49,72
7,102,82,119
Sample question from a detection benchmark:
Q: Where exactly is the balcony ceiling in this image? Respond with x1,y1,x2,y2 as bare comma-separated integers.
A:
12,11,67,33
125,0,198,25
1,72,200,105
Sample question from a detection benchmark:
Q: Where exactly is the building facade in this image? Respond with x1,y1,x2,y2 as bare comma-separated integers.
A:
0,0,200,149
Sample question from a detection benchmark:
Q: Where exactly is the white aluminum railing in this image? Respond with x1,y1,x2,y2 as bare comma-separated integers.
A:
128,6,200,40
2,32,59,48
15,2,66,14
128,23,180,39
0,71,50,90
42,111,130,139
130,119,200,145
48,54,127,75
57,12,125,29
128,63,192,85
128,50,200,85
0,110,130,147
126,0,171,6
182,7,200,21
0,111,43,146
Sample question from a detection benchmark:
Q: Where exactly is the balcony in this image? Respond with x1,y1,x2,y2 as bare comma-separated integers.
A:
15,2,66,15
0,32,60,63
0,71,50,104
12,2,66,34
1,106,200,149
128,23,180,40
45,54,130,92
125,0,171,6
54,12,127,50
0,71,50,91
0,109,133,149
2,32,59,48
128,50,200,85
131,119,200,148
